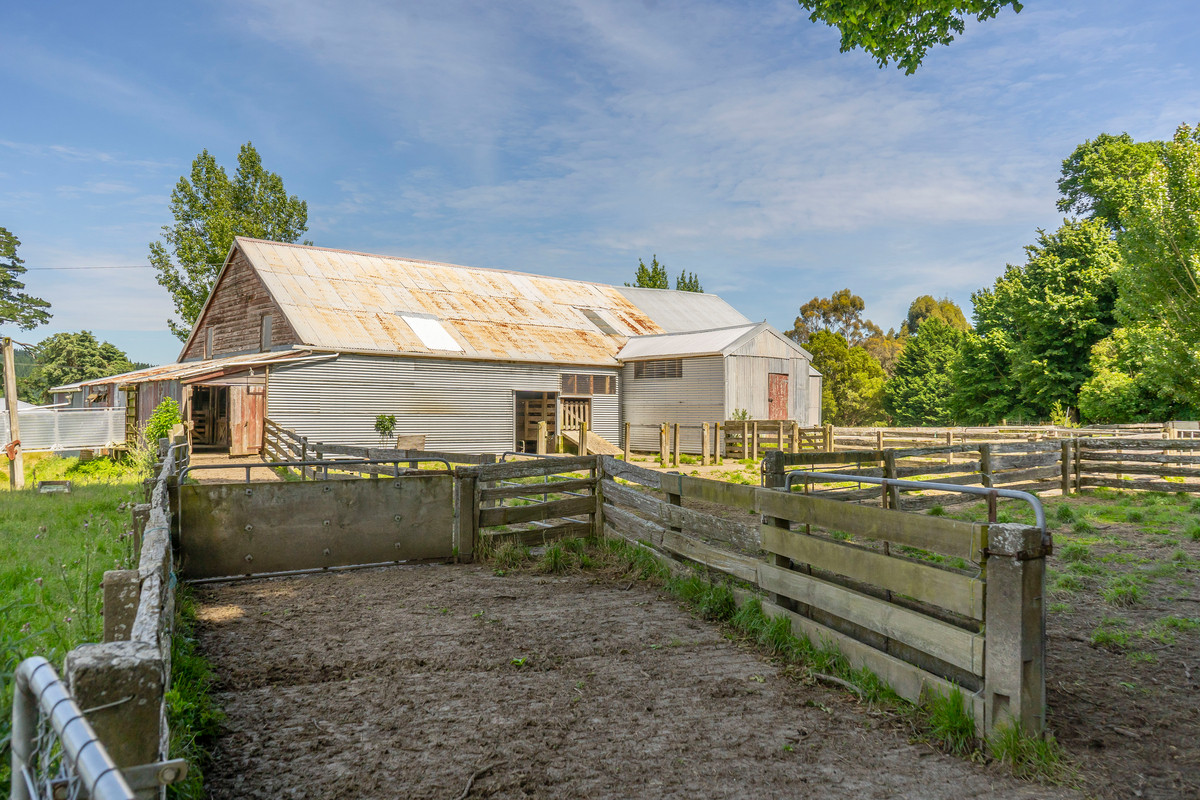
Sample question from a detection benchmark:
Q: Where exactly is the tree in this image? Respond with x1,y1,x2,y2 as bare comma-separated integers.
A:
625,256,703,292
862,329,905,377
1057,133,1164,232
902,295,969,335
883,317,964,425
0,227,52,330
798,1,1022,74
786,288,882,345
22,331,134,403
625,255,669,289
675,270,704,293
947,219,1119,422
150,142,309,339
806,330,887,426
1086,123,1200,414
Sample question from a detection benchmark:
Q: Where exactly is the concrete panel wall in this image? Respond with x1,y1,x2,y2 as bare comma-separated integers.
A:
178,474,455,579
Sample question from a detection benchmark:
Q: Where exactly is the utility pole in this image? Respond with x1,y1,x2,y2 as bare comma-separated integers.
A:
3,336,23,489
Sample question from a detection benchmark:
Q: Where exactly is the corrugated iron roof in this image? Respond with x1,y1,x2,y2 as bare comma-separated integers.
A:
616,324,762,360
235,238,665,366
614,287,752,333
50,350,317,391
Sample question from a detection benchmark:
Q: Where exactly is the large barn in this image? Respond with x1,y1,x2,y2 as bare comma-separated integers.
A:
59,238,821,455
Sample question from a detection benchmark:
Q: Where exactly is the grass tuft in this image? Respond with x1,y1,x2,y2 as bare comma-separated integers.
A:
1058,542,1091,563
538,543,571,574
923,688,978,756
988,724,1071,783
1054,504,1077,523
1102,576,1143,607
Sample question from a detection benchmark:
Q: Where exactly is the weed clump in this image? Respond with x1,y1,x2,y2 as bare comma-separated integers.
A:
1058,542,1091,563
1054,504,1076,523
989,724,1071,782
924,688,977,756
1102,576,1143,607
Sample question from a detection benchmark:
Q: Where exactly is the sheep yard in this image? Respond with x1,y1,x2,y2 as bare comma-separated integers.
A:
193,564,1073,800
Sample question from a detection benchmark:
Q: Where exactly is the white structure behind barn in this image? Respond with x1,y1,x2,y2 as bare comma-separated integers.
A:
58,238,821,455
618,323,820,452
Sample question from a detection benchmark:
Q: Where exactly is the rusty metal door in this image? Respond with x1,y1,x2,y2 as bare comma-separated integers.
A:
768,373,788,420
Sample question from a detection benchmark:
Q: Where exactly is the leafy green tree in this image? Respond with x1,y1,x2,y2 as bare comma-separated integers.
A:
0,227,52,330
1077,330,1182,423
22,331,134,403
675,270,704,293
863,330,905,377
150,142,309,339
806,330,886,426
1057,133,1164,232
787,288,882,345
948,219,1119,422
883,317,964,425
798,1,1022,74
1106,123,1200,410
902,295,969,335
144,398,182,444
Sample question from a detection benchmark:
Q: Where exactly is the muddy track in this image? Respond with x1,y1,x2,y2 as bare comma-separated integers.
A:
195,565,1076,799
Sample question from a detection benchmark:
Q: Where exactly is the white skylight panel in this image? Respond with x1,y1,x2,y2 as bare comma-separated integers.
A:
399,313,464,352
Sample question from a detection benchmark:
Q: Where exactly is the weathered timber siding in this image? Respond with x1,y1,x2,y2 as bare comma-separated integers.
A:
136,380,182,428
267,353,620,453
807,373,823,425
622,355,724,453
181,249,301,361
726,330,812,424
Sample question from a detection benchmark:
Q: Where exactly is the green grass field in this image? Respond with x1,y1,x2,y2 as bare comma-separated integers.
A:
1,454,144,794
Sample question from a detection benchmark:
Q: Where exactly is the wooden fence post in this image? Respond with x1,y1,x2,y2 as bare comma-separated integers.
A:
983,524,1047,736
883,450,901,510
777,420,785,453
790,421,799,454
824,423,833,452
300,436,309,480
715,422,723,464
876,430,884,451
1060,440,1071,497
742,421,749,460
761,450,799,613
701,423,711,466
537,421,548,455
580,421,589,456
979,443,996,521
672,423,680,467
751,421,759,460
456,472,478,563
946,430,954,465
623,422,631,462
660,423,669,467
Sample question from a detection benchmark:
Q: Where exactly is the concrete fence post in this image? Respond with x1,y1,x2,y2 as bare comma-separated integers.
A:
66,641,165,800
983,523,1047,737
102,571,141,643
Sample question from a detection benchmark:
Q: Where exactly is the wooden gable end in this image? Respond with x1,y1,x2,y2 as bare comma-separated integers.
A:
180,248,301,361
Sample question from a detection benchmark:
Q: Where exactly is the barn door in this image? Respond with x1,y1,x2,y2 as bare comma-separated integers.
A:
229,385,266,456
768,373,789,420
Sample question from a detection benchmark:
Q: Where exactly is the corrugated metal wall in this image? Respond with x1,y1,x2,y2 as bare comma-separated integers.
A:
725,330,812,424
267,354,620,454
622,355,724,453
808,373,823,424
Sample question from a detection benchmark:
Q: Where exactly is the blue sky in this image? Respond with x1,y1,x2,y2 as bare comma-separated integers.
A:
2,0,1198,365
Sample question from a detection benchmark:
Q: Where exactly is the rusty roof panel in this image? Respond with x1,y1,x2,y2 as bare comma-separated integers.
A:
236,238,666,366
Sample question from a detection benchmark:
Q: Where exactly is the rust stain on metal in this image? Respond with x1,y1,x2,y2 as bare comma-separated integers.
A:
235,237,666,366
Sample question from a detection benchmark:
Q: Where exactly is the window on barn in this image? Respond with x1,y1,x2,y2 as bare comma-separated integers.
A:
561,374,616,395
260,314,273,352
633,359,683,379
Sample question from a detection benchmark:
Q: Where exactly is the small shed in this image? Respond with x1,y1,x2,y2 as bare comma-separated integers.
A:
618,322,821,453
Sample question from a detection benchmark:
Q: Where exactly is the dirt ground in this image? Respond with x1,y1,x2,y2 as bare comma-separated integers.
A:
195,565,1078,800
186,451,285,483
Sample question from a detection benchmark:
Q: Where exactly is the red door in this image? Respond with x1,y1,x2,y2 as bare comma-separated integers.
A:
229,385,266,456
768,373,789,420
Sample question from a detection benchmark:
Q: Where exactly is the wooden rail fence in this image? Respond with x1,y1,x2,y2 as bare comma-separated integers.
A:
594,455,1045,737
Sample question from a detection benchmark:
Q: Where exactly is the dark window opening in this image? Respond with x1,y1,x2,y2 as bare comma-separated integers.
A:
561,373,616,395
633,359,683,379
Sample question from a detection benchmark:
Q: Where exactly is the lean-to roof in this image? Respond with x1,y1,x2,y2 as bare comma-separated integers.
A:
614,287,751,333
